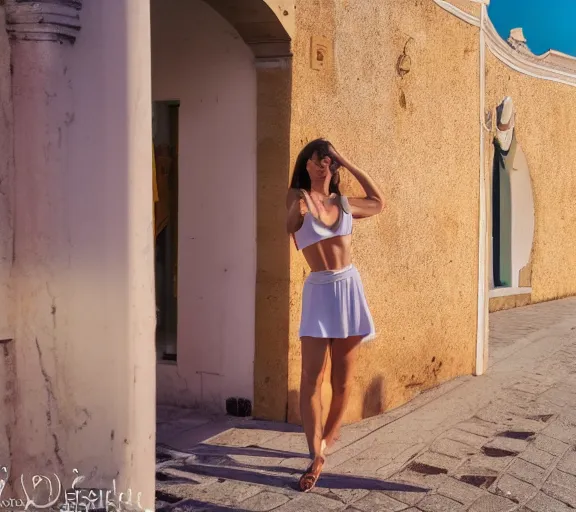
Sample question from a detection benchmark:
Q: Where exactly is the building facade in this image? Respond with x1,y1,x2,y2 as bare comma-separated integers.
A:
0,0,575,506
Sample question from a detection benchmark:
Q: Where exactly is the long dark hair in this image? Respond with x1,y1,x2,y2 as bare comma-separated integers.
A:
289,138,342,195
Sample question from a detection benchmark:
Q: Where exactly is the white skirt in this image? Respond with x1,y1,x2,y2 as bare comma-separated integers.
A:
299,265,375,342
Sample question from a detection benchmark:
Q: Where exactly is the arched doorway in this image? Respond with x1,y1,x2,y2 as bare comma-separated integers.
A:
152,0,292,417
489,96,535,312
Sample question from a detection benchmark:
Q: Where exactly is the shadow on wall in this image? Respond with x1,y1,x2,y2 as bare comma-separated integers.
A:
362,375,387,419
253,59,294,420
286,373,387,425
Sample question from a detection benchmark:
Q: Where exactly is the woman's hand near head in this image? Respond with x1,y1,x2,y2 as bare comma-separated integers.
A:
323,143,385,219
327,143,343,168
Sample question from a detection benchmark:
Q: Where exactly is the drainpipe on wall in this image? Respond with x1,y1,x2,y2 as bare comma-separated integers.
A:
475,2,489,376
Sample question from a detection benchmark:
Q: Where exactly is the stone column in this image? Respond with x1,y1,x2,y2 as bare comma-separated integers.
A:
7,0,155,508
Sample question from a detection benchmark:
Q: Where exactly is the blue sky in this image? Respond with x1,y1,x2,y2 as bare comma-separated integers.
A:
488,0,576,57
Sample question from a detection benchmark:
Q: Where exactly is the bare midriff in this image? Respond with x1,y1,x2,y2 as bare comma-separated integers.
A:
302,234,352,272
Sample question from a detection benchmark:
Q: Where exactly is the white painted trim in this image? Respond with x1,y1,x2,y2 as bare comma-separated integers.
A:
483,17,576,84
489,287,532,298
475,3,488,377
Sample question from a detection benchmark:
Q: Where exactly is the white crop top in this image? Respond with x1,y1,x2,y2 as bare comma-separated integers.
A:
293,193,353,251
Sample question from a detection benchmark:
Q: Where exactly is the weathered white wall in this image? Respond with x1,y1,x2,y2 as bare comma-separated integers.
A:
152,0,257,411
509,146,534,288
0,4,14,471
9,0,155,507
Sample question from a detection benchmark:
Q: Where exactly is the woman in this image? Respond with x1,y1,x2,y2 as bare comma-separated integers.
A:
286,139,384,492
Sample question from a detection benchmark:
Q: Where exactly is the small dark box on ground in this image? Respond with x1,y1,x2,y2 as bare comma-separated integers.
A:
226,397,252,417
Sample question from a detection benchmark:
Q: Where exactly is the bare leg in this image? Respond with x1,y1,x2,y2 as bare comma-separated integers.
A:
323,336,362,449
300,337,330,459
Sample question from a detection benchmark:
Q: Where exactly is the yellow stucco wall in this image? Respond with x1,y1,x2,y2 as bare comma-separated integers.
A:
485,53,576,304
282,1,481,424
489,294,531,313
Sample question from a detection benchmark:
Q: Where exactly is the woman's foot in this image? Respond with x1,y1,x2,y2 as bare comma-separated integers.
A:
298,456,325,492
321,434,339,455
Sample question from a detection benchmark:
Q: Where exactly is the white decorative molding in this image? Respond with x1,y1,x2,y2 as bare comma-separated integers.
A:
526,49,576,74
5,0,83,43
484,16,576,85
489,287,532,299
433,0,576,87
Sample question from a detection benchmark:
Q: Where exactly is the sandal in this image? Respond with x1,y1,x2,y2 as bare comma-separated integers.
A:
298,456,325,492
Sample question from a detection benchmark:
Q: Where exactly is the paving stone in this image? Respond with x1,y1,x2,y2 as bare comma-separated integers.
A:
311,487,331,496
507,459,547,486
258,432,310,455
518,445,557,469
409,451,462,474
519,403,560,422
417,494,464,511
456,420,500,438
394,443,429,465
557,450,576,476
560,408,576,427
540,387,576,408
273,492,346,511
327,488,369,505
542,469,576,508
383,487,428,506
526,491,574,512
483,436,530,456
429,438,477,459
502,389,541,408
352,491,409,511
391,468,438,488
366,509,419,512
240,491,290,511
377,460,412,479
334,442,414,474
227,454,287,468
474,407,546,433
457,453,514,474
156,420,216,448
468,494,517,512
157,479,263,507
532,434,570,456
433,476,485,506
534,396,568,415
167,499,219,512
493,474,537,504
157,466,217,487
542,421,576,444
509,378,552,396
209,428,284,448
279,456,314,472
442,429,488,449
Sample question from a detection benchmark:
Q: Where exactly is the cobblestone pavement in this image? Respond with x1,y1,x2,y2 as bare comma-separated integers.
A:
156,297,576,511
